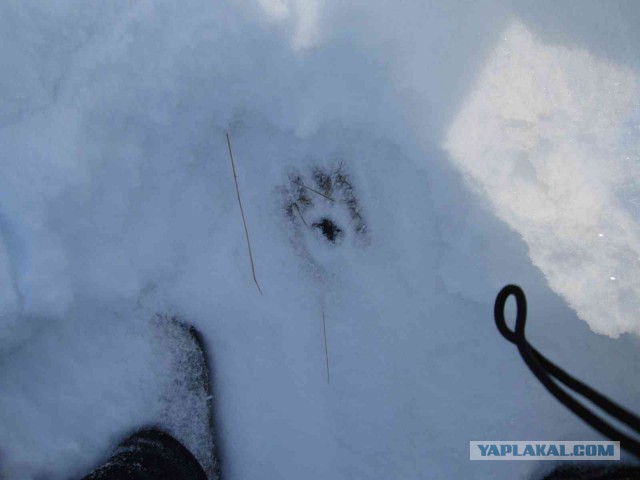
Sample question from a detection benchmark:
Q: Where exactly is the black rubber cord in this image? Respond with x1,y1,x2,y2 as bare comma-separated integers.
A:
494,284,640,458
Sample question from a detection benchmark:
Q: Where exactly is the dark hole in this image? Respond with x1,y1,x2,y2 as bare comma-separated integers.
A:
312,218,342,242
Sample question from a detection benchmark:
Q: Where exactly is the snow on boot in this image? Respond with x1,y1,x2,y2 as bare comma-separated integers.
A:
151,316,220,480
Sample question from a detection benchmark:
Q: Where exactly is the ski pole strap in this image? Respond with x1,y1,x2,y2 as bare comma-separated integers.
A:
494,284,640,458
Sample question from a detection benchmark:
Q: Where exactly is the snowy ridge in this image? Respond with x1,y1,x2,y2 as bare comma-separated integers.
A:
447,22,640,337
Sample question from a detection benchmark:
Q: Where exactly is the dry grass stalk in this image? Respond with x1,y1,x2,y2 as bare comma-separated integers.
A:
294,180,335,202
226,132,263,295
322,306,330,384
293,203,309,227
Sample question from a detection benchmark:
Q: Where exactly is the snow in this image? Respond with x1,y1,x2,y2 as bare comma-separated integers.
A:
1,1,640,479
446,21,640,337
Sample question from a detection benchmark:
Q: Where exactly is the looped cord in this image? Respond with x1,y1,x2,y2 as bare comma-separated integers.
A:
495,284,640,458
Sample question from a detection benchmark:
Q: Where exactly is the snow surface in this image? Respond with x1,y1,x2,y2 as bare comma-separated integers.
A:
447,21,640,338
2,1,640,479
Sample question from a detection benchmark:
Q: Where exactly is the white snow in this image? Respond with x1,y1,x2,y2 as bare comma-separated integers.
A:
446,21,640,338
1,1,640,479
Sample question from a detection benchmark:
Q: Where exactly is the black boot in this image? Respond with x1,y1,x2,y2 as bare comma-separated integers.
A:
83,318,220,480
82,429,208,480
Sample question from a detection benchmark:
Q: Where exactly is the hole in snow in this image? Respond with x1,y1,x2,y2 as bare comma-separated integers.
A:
312,218,342,243
280,161,368,253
